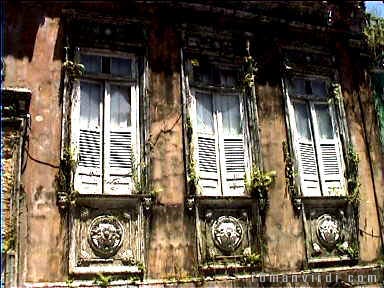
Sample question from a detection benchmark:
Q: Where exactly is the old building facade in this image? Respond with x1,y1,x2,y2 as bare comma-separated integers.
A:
2,1,384,287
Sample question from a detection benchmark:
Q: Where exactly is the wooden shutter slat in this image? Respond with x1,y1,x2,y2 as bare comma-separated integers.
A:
222,136,246,196
318,140,344,195
77,129,102,194
74,79,103,195
105,83,135,195
106,129,133,194
197,135,220,196
224,138,245,172
109,131,132,169
198,136,217,173
312,103,345,196
297,140,321,196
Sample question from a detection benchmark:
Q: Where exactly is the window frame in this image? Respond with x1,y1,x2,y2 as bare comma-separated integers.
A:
71,47,141,196
186,60,251,197
284,75,346,198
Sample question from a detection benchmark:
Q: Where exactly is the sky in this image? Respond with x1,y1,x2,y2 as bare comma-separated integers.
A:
365,1,384,17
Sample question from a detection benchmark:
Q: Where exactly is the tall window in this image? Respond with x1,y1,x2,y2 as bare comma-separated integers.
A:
286,77,345,197
72,50,139,195
189,62,249,196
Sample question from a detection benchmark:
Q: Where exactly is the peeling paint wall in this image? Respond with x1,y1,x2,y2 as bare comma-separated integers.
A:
5,4,65,283
336,44,383,261
3,1,383,285
146,19,196,279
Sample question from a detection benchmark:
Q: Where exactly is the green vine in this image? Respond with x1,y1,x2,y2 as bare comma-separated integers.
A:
186,115,193,144
371,72,384,151
186,115,199,194
132,154,160,198
56,48,85,210
2,226,16,253
62,47,85,106
364,14,384,67
55,146,78,209
62,47,85,112
187,158,199,195
282,142,296,194
330,82,342,103
245,166,276,212
346,145,360,205
241,55,257,92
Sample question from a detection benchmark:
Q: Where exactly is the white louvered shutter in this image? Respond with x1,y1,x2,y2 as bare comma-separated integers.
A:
292,101,321,196
74,81,103,194
105,84,134,195
195,92,221,196
218,94,246,196
312,103,345,196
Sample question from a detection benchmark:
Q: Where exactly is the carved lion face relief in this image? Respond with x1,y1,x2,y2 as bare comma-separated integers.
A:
316,214,341,248
88,215,124,257
211,216,243,253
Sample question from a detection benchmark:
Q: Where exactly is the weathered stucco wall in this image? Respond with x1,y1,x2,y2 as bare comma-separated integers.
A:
5,4,65,283
258,81,306,272
146,17,196,279
357,70,384,253
336,43,383,262
3,1,383,285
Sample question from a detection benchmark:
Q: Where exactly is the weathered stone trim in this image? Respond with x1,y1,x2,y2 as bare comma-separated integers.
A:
22,265,383,287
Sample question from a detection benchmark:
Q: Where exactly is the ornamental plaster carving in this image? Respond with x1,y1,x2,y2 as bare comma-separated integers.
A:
78,250,92,266
88,215,124,257
211,216,243,253
142,196,153,213
121,249,135,265
80,207,90,220
316,214,341,248
186,197,195,213
57,191,69,211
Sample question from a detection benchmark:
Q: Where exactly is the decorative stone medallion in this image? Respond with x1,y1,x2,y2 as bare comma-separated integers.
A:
316,214,341,247
88,215,124,257
211,216,243,253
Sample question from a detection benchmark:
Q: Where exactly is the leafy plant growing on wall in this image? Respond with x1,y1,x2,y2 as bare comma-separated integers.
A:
245,166,276,212
364,14,384,152
62,47,85,81
336,241,359,259
2,226,16,253
371,73,384,149
346,145,360,206
55,146,79,210
63,60,85,80
62,47,86,108
131,153,161,200
242,55,257,90
241,39,258,93
93,273,112,287
364,14,384,67
185,115,199,195
56,47,85,211
241,247,261,267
